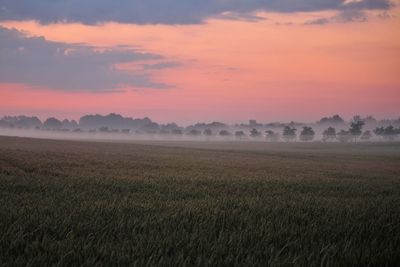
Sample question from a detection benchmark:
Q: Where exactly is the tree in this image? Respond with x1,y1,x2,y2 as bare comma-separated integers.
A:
349,120,364,142
219,130,231,136
249,120,261,127
360,130,372,141
250,128,261,138
265,130,279,142
235,131,245,139
187,129,201,136
172,129,183,135
374,126,385,136
352,115,362,123
203,128,212,136
363,115,377,125
43,117,62,130
336,130,351,143
322,127,336,142
299,126,315,142
99,126,109,133
159,129,170,135
317,114,344,125
282,126,296,142
374,126,399,141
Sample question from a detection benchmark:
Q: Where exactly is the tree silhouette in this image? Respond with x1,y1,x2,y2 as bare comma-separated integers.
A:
235,131,245,139
250,128,261,138
299,126,315,142
187,129,201,136
322,127,336,142
349,120,364,142
265,130,279,142
317,114,344,125
374,126,399,141
282,126,296,142
360,130,372,141
336,129,351,143
219,130,232,137
203,128,212,136
43,117,62,130
171,129,183,135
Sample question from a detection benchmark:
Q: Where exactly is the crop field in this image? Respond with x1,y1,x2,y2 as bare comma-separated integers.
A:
0,136,400,266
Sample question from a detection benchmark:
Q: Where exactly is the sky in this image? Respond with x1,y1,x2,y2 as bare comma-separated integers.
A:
0,0,399,124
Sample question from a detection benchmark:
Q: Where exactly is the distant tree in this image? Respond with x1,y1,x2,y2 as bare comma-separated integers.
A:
62,119,72,129
203,128,212,136
322,127,336,142
72,128,83,133
265,130,279,142
374,126,384,136
0,116,40,129
336,130,351,143
43,117,62,130
360,130,372,141
363,115,377,125
299,126,315,142
374,126,399,141
349,120,364,142
352,115,362,123
282,126,296,142
159,129,170,135
121,129,130,134
249,120,262,127
219,130,232,137
15,116,42,129
0,118,9,128
99,126,110,133
172,129,183,135
61,119,79,129
235,131,245,139
317,114,345,125
141,122,160,132
161,123,179,131
79,113,154,130
250,128,261,138
187,129,201,136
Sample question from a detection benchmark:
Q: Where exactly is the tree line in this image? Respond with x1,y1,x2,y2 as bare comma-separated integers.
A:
1,114,399,142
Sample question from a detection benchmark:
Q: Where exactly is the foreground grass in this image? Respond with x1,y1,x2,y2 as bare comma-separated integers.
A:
0,136,400,266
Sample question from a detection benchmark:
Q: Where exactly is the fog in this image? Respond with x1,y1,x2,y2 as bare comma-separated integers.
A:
1,113,399,144
0,122,398,144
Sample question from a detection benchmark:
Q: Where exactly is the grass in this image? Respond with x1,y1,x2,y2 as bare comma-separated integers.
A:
0,136,400,266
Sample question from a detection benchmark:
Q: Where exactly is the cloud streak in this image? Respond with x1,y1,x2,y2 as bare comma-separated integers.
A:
305,10,368,24
0,0,393,25
0,27,175,91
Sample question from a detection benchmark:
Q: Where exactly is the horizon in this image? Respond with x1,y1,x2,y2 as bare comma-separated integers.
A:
1,112,399,127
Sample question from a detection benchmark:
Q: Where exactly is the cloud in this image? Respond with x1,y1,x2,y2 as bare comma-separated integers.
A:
305,10,368,24
0,26,175,91
0,0,393,25
141,61,181,70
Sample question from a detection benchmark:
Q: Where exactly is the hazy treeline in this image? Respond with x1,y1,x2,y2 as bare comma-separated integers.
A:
1,113,400,142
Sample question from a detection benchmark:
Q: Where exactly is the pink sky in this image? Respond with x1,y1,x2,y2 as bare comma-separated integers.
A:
1,7,399,124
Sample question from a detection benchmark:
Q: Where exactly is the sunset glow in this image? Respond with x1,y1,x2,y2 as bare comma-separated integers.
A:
1,2,399,124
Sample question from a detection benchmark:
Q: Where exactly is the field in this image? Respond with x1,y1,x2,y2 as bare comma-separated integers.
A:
1,136,400,266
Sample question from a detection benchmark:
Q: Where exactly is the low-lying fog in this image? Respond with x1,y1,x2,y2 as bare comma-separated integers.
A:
1,113,399,143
